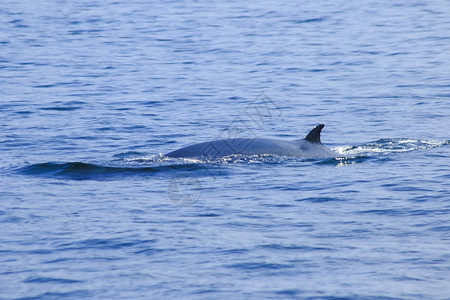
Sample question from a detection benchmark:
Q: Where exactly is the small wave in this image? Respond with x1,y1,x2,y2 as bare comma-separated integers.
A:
112,151,150,160
17,290,91,299
18,161,211,180
294,17,328,24
227,262,293,271
40,106,81,111
23,276,83,284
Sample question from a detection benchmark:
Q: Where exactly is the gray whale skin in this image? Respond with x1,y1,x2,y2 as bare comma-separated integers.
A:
165,124,338,160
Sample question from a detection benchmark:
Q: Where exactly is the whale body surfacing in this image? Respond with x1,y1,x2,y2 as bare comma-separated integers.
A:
165,124,338,160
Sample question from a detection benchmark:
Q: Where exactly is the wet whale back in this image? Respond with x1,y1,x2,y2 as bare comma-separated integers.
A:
165,124,337,160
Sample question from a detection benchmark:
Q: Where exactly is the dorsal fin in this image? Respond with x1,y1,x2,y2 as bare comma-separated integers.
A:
304,124,324,144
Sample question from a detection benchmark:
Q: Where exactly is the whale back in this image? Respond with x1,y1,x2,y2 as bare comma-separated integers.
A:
165,124,336,159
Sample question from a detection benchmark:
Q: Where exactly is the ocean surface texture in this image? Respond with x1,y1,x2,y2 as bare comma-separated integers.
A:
1,0,449,299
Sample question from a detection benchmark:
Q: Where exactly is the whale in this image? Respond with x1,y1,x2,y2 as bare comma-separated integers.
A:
165,124,338,160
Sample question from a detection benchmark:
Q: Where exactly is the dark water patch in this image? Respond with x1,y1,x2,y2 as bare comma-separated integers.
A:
17,61,49,67
192,289,220,295
228,96,242,101
262,203,294,208
258,244,332,251
40,107,81,111
123,125,147,131
1,216,25,223
14,110,34,115
274,289,303,297
95,126,115,131
68,29,103,35
44,256,123,264
285,67,304,72
55,238,158,251
386,52,409,56
294,17,327,24
357,209,394,216
386,186,433,193
429,226,450,233
143,100,162,106
33,84,58,88
18,161,214,180
8,19,23,24
66,92,106,97
217,248,249,255
24,276,84,284
0,102,32,110
134,248,164,255
410,195,441,202
141,113,158,117
16,289,91,300
227,262,293,271
113,107,133,111
196,213,221,217
392,275,425,282
28,249,53,255
357,209,432,216
43,258,73,264
296,196,342,203
226,262,293,271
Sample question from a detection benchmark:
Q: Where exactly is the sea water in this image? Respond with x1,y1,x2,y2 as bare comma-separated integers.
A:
1,0,449,299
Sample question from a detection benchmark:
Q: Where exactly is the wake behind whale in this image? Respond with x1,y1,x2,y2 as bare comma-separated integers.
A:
165,124,338,161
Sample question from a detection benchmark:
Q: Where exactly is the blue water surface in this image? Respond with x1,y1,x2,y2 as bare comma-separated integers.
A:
1,0,449,299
